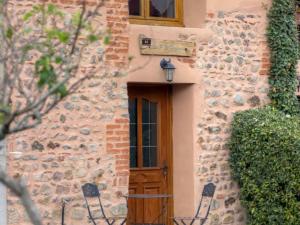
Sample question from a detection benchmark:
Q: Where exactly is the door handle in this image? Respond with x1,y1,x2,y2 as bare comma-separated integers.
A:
161,161,168,177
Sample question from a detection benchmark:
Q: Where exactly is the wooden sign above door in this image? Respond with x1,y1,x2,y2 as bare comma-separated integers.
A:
139,35,195,57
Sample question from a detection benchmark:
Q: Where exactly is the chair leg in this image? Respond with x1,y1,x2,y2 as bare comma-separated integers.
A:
200,218,207,225
173,218,180,225
190,219,196,225
120,218,127,225
181,219,188,225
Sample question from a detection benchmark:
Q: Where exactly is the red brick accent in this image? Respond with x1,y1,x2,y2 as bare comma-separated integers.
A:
105,0,129,69
259,41,270,76
106,118,129,186
207,12,215,18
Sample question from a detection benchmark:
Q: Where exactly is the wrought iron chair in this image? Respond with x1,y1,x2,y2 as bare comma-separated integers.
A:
82,183,127,225
173,183,216,225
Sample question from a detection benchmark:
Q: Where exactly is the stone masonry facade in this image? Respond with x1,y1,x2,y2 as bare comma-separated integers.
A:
195,11,269,225
6,0,130,224
5,1,273,225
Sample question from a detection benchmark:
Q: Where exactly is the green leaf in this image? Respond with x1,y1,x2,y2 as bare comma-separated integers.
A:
57,31,70,43
0,113,4,124
47,3,64,17
55,56,63,64
47,3,56,14
37,70,49,87
23,11,33,21
88,34,99,43
6,27,13,39
71,12,81,26
56,84,68,98
0,105,10,124
46,29,70,43
22,44,33,53
103,35,110,45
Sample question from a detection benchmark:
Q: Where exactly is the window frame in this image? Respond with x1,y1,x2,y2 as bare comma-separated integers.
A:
129,0,184,27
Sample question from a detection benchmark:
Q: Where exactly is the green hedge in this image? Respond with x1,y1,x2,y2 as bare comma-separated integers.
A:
267,0,300,115
229,107,300,225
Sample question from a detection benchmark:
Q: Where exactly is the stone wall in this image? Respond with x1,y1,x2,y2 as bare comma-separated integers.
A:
6,0,130,224
195,11,269,225
5,1,274,225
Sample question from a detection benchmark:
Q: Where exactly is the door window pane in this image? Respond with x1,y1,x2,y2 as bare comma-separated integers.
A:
129,98,138,168
129,0,141,16
150,0,175,18
143,147,157,167
142,99,158,167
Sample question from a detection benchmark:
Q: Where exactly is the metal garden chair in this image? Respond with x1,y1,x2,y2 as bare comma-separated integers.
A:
82,183,127,225
173,183,216,225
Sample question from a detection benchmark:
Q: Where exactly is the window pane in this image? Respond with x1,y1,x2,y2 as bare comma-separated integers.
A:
129,98,138,168
129,0,141,16
143,147,157,167
130,147,138,168
150,124,157,146
142,99,158,167
150,102,157,123
129,98,137,123
142,98,149,123
150,0,175,18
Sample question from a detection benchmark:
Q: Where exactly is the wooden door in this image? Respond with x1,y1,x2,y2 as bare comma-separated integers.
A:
127,85,172,225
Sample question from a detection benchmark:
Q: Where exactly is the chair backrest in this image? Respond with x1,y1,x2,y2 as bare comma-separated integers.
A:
82,183,109,225
202,183,216,197
82,183,100,198
194,183,216,220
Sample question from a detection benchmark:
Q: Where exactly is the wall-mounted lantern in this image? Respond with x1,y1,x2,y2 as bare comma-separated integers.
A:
160,58,176,82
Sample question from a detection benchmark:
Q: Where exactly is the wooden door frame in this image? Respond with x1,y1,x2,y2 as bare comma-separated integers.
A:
127,83,174,224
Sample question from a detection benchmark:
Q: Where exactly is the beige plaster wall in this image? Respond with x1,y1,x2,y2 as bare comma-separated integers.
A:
207,0,270,13
184,0,206,28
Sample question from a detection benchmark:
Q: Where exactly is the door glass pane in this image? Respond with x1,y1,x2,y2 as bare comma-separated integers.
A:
129,98,138,168
149,0,175,18
142,99,158,167
129,0,141,16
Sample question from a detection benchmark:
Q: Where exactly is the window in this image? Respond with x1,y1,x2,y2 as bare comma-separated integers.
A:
128,0,183,26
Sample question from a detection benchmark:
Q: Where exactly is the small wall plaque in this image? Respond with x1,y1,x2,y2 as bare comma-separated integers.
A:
139,35,195,57
141,38,152,46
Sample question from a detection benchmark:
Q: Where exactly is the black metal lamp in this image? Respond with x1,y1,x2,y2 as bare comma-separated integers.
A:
160,58,176,82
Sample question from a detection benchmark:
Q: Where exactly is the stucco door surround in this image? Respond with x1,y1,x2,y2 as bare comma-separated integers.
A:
127,84,173,225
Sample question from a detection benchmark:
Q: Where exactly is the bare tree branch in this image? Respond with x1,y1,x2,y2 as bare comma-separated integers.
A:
0,169,42,225
0,0,109,224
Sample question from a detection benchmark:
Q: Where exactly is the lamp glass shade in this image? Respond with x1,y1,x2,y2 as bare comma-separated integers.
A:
165,68,174,82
